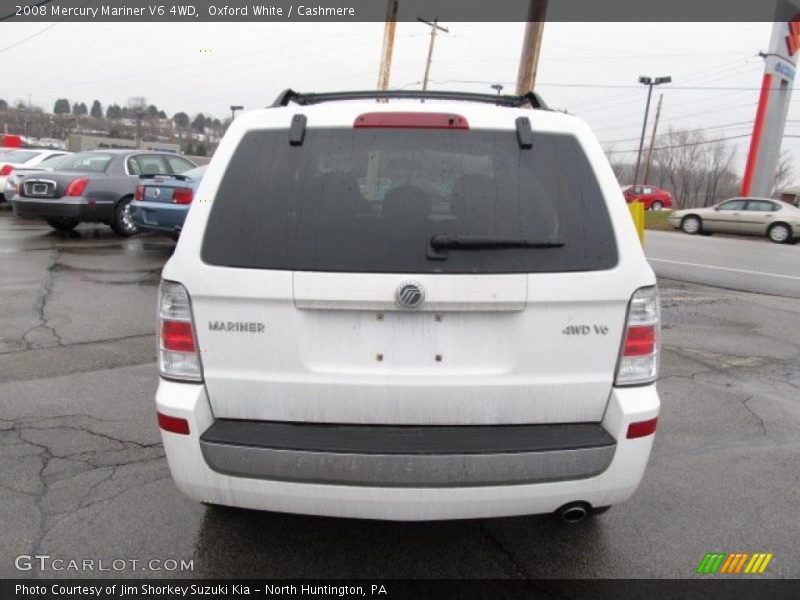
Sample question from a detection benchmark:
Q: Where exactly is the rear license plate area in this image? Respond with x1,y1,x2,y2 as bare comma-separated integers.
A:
143,209,158,225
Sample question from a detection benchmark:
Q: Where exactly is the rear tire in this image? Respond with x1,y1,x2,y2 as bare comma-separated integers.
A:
110,196,138,237
651,201,663,211
46,218,79,232
768,223,792,244
681,215,702,235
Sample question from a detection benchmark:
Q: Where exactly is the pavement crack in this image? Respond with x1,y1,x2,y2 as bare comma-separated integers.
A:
21,248,63,350
741,396,768,436
0,332,155,357
3,414,166,556
477,521,531,579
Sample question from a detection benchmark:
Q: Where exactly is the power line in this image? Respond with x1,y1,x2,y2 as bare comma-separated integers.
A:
599,120,756,144
592,100,759,132
540,83,779,91
605,134,752,154
0,21,60,54
415,78,780,92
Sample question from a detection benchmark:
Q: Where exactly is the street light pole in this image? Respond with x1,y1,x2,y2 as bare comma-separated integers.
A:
230,105,243,123
633,76,671,186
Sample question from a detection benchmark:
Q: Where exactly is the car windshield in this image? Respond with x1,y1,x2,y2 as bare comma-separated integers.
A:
202,128,618,274
56,153,114,173
2,150,40,164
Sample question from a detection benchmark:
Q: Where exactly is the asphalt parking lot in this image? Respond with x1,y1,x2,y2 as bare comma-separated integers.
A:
1,210,799,580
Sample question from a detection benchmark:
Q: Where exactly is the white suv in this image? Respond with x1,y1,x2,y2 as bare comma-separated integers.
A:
155,90,660,522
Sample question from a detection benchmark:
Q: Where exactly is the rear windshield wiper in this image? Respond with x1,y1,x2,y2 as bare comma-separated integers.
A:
428,233,563,260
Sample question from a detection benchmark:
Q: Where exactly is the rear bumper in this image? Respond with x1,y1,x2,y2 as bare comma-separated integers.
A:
200,420,616,487
156,382,659,520
11,196,111,221
129,202,187,235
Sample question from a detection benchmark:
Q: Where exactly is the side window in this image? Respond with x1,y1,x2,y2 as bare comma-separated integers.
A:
127,157,141,175
130,154,169,175
643,187,653,194
165,155,195,175
718,200,746,211
745,201,772,211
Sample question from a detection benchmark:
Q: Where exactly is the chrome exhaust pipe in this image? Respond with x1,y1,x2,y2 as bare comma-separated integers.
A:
556,502,590,523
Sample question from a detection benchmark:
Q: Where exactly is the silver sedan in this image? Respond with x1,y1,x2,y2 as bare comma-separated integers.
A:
668,197,800,243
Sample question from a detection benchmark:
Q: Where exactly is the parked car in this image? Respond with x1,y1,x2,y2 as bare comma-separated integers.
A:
128,166,206,239
668,197,800,243
12,150,197,236
154,89,661,522
622,184,673,210
0,149,71,201
3,154,71,201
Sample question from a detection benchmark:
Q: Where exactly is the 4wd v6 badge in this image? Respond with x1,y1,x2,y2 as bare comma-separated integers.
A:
562,325,608,335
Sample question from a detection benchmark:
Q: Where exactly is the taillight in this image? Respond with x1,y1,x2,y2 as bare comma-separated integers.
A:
0,165,14,176
171,187,193,205
162,321,196,352
134,185,144,201
623,325,655,356
64,177,89,197
158,281,202,382
615,286,660,386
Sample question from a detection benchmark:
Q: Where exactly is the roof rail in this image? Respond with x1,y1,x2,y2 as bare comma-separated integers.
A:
270,89,548,110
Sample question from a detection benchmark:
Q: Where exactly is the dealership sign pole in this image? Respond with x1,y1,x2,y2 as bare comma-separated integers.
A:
741,4,799,197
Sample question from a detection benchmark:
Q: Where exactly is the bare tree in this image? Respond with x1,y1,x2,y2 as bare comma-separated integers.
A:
772,150,795,195
608,127,740,209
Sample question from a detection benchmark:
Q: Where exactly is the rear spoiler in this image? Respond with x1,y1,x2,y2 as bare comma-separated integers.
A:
271,89,549,110
138,173,190,181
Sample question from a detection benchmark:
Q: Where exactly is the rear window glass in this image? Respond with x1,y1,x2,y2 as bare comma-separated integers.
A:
57,153,114,173
2,150,40,164
202,128,617,273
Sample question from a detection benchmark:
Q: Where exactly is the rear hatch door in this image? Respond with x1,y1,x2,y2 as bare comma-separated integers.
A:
188,119,630,425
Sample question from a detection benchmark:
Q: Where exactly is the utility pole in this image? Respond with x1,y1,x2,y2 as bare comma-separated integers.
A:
377,0,399,91
633,76,671,185
418,17,448,91
515,0,548,97
642,94,663,185
230,105,243,122
135,111,145,149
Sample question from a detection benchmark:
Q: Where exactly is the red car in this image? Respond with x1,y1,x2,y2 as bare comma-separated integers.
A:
622,184,673,210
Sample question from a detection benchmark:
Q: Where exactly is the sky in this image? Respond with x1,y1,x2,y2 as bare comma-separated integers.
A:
0,20,795,179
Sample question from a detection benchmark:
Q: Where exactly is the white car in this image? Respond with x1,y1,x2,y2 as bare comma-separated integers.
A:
155,90,661,522
0,149,71,200
3,153,72,201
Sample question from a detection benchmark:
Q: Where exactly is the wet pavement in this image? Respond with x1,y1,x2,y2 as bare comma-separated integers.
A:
1,209,799,579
